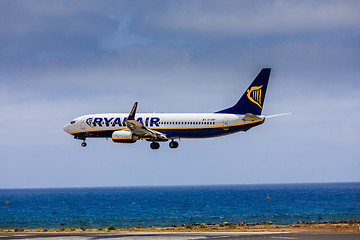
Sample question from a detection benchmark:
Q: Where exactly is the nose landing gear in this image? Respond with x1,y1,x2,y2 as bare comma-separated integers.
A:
81,140,87,147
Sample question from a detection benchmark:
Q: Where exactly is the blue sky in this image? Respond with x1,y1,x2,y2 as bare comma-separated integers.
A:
0,0,359,188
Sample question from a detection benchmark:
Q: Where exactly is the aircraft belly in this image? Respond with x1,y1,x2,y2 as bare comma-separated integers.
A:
73,130,114,139
71,120,264,140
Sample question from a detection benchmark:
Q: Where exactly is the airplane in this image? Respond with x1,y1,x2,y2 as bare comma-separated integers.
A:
64,68,284,149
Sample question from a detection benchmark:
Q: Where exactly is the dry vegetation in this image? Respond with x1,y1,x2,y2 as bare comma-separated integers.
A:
1,221,359,233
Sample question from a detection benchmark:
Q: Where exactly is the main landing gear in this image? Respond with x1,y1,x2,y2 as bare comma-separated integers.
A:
169,140,179,149
150,142,160,150
150,140,179,150
81,139,87,147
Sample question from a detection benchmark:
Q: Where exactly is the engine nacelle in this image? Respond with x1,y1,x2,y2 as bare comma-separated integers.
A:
112,130,138,143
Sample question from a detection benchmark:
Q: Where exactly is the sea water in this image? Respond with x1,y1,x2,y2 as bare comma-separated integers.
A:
0,183,359,227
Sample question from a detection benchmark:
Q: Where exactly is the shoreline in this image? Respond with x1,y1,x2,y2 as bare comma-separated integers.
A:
1,222,359,233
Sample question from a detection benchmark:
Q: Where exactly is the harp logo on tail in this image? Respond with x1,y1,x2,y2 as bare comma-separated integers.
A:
247,85,263,109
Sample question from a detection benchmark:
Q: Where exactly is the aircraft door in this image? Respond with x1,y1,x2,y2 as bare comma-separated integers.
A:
223,118,229,130
81,120,85,129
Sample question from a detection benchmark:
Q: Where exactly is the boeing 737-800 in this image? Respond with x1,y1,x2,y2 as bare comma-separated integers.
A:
64,68,279,149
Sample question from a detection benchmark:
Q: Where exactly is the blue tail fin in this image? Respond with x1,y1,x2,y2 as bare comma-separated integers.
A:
216,68,271,115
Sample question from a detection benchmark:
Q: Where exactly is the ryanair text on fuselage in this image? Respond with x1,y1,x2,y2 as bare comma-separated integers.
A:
86,117,161,127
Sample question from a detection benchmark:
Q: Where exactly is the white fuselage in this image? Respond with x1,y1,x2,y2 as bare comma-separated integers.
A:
64,113,265,140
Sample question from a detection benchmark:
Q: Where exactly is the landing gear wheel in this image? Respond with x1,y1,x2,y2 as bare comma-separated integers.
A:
150,142,160,150
81,141,87,147
169,141,179,149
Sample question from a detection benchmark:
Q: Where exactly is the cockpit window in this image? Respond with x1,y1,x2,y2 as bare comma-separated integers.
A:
70,120,76,124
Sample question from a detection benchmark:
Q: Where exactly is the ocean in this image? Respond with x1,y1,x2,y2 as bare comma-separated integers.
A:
1,182,360,228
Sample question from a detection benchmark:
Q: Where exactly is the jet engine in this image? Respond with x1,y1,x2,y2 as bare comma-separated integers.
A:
112,130,139,143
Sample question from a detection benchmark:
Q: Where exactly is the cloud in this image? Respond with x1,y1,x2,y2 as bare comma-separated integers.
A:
0,0,359,188
2,1,359,67
130,0,360,38
0,0,118,69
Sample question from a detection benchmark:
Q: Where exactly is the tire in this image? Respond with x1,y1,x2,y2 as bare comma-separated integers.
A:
150,142,160,149
169,141,178,149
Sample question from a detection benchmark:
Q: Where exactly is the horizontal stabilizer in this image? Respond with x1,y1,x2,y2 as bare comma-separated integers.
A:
264,113,292,119
242,113,262,122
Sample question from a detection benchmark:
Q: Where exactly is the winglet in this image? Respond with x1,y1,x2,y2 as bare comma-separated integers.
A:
128,102,138,120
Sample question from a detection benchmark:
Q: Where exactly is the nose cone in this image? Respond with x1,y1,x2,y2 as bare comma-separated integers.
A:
63,124,71,134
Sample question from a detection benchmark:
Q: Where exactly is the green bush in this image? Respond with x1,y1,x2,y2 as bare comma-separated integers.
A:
108,226,116,231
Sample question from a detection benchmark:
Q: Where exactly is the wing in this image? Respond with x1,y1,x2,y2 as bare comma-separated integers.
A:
125,102,168,141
